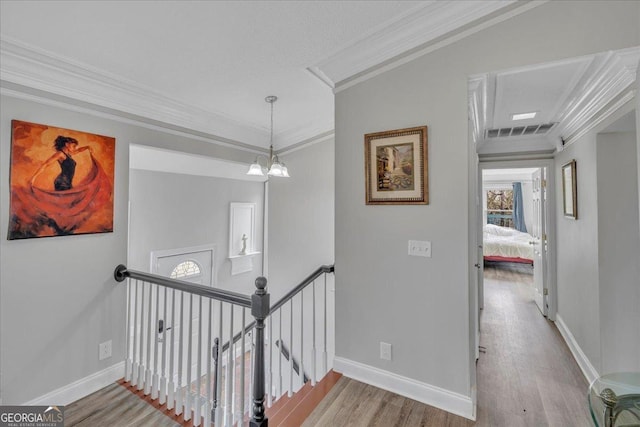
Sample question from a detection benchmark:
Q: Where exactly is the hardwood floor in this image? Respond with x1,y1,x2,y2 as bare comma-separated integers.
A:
66,266,591,426
65,383,179,427
302,377,473,426
303,266,591,426
475,266,591,426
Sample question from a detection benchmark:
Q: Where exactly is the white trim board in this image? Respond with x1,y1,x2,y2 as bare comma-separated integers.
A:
554,315,599,386
333,357,475,421
23,361,125,406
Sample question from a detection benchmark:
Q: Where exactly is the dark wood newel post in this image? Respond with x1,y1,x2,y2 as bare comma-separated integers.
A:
250,277,270,427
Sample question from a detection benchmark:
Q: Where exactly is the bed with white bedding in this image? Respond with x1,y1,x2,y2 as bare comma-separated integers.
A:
483,224,534,264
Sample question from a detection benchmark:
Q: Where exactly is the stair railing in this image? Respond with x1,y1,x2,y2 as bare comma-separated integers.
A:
114,263,334,426
264,265,335,405
114,265,269,427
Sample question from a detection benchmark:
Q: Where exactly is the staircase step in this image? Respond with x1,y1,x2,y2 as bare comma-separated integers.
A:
267,382,313,424
268,371,342,426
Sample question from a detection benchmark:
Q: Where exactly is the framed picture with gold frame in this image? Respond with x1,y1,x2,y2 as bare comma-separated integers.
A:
364,126,428,205
562,159,577,219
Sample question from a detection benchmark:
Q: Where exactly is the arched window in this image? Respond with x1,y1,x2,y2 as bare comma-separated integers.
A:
170,260,202,279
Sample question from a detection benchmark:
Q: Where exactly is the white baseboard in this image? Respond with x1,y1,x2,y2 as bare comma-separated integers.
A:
333,357,474,420
555,315,599,385
24,361,125,406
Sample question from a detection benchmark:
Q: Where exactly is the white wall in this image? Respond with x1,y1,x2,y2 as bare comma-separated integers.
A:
267,139,335,300
0,94,257,404
128,169,264,295
596,131,640,373
334,0,639,416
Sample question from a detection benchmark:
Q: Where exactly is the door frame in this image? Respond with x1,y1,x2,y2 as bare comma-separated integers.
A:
476,158,557,321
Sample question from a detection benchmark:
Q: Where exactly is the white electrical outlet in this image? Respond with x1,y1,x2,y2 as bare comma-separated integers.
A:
380,342,392,361
99,340,112,360
408,240,431,257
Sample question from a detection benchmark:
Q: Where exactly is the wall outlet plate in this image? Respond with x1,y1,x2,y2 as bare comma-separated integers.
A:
380,342,392,360
99,340,112,360
408,240,431,257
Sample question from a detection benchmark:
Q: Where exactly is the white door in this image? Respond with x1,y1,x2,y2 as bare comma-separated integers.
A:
152,246,215,387
532,169,547,316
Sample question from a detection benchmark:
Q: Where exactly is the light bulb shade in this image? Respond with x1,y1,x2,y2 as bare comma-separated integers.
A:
267,162,284,176
281,165,290,177
247,162,265,176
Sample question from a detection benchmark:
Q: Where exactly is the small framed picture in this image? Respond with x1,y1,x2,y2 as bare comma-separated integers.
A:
364,126,428,205
562,159,577,219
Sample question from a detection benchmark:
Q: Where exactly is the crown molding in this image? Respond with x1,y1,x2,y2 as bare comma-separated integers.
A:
468,47,640,154
276,129,334,156
331,1,545,93
551,47,640,150
312,1,517,88
0,84,268,156
468,76,486,145
0,36,276,148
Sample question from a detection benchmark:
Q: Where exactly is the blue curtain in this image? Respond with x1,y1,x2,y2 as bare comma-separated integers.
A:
512,182,527,233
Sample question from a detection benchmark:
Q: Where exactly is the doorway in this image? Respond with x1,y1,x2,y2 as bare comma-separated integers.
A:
478,164,554,319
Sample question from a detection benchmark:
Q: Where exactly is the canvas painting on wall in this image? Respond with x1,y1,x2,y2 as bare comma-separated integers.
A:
8,120,116,239
365,126,428,205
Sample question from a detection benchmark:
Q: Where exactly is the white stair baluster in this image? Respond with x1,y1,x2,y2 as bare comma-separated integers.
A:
194,296,203,426
152,284,160,399
167,289,176,411
132,280,140,387
240,308,246,420
159,287,168,405
300,290,304,388
289,300,293,397
278,308,282,399
184,294,193,422
176,291,184,416
137,282,146,390
144,283,153,395
323,274,328,375
267,312,273,407
311,279,316,386
214,301,223,427
225,304,234,427
203,299,212,427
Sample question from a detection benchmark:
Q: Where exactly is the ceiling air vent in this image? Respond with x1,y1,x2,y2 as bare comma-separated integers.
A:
485,123,557,139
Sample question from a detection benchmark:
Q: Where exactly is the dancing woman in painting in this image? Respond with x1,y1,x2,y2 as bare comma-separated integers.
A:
30,136,92,190
8,123,114,239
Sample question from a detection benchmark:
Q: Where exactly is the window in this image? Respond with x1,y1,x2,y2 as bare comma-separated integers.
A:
170,260,202,279
487,189,514,228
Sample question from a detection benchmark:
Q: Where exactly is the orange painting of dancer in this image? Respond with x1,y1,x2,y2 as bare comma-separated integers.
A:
8,120,115,239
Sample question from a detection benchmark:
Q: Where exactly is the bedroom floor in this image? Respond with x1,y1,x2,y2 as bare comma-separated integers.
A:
476,266,591,426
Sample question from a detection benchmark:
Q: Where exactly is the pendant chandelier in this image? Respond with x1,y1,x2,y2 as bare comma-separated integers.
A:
246,96,290,178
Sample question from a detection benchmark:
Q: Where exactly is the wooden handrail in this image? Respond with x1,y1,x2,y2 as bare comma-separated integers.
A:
114,264,252,307
221,264,335,352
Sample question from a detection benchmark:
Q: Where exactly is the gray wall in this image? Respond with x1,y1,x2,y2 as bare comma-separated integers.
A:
335,0,639,398
596,131,640,373
0,95,256,404
555,129,603,372
129,170,264,295
267,139,335,300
